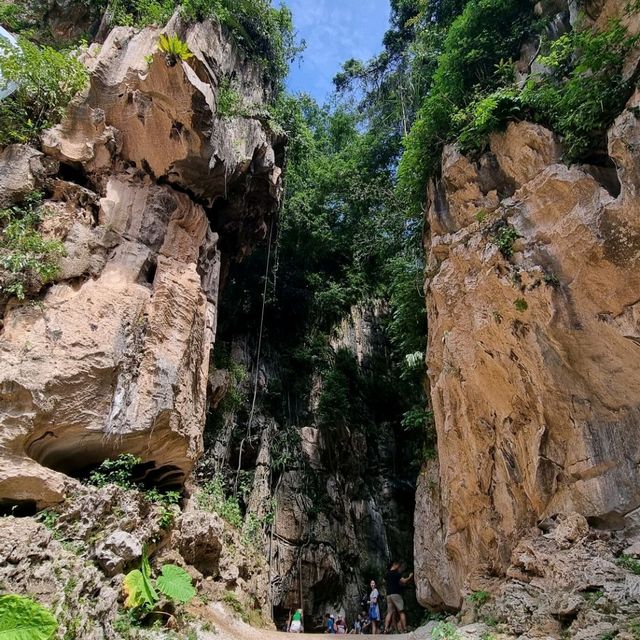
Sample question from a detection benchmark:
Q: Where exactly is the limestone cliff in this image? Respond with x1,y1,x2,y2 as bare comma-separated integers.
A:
415,0,640,627
202,303,418,629
0,13,283,509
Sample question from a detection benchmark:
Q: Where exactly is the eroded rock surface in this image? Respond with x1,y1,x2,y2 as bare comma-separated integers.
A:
416,92,640,617
0,485,271,639
0,14,283,508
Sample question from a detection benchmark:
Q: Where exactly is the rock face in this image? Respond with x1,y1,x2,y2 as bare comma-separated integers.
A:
0,15,283,509
204,303,418,629
416,90,640,610
0,484,271,639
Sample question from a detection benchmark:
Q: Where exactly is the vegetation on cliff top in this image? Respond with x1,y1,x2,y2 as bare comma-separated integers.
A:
0,37,87,145
0,0,300,90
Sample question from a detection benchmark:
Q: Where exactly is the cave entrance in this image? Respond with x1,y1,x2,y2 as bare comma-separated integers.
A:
0,499,38,517
25,431,186,492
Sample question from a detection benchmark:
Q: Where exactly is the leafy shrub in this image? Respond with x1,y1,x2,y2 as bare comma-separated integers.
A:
0,594,58,640
145,488,181,528
88,454,141,489
520,21,638,162
492,223,519,258
196,476,243,528
270,425,301,473
618,554,640,575
0,192,65,301
158,33,193,65
454,86,521,153
108,0,176,27
0,38,88,144
398,0,534,210
0,4,37,37
124,552,195,620
216,76,243,117
431,621,462,640
467,590,491,607
514,298,528,312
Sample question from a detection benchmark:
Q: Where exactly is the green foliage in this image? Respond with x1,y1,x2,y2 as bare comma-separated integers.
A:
216,77,243,117
467,590,491,607
0,38,88,145
0,193,65,301
270,425,301,473
155,565,196,603
87,454,141,489
543,272,560,287
36,509,63,541
492,223,519,258
221,591,249,622
399,12,637,211
180,0,301,90
196,476,243,528
475,209,489,223
158,33,193,64
431,621,462,640
123,569,158,610
145,489,181,529
398,0,534,210
454,86,521,153
108,0,176,27
124,553,195,618
0,4,37,37
514,298,528,313
583,589,605,604
618,554,640,575
520,21,638,162
0,594,58,640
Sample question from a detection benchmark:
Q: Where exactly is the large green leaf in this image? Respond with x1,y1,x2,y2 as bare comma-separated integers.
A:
123,569,158,609
155,564,196,604
0,594,58,640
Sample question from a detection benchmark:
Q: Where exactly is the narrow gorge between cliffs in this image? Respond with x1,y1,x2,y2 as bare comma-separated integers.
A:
1,1,640,639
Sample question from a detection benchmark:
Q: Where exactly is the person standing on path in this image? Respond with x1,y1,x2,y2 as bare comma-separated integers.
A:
289,608,304,633
368,579,381,635
384,561,413,634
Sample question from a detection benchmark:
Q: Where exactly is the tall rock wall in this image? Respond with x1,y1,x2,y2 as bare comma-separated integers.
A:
203,303,418,629
416,84,640,611
0,14,283,509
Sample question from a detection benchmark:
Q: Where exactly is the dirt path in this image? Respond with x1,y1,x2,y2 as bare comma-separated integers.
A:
200,604,434,639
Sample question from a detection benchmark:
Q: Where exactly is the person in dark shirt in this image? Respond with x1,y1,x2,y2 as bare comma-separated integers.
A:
325,613,336,634
384,561,413,633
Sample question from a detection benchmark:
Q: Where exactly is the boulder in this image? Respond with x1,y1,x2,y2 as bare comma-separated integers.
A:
94,530,143,576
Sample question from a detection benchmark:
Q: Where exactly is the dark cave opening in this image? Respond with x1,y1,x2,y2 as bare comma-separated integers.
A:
25,432,186,492
0,499,38,517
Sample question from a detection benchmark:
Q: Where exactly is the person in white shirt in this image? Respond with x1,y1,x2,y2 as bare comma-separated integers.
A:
368,579,380,635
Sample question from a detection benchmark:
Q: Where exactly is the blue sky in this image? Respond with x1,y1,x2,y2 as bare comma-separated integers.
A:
284,0,391,102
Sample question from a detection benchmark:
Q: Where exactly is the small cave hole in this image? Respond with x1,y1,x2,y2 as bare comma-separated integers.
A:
0,499,38,517
138,256,157,286
579,154,621,198
57,161,91,189
587,512,626,531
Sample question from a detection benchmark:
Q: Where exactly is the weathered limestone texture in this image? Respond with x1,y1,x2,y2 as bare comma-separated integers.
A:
0,15,283,508
415,90,640,611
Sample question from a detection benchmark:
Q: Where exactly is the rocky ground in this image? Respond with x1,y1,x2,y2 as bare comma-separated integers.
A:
0,484,272,639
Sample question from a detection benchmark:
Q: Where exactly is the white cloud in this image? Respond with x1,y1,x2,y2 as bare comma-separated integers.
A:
285,0,390,100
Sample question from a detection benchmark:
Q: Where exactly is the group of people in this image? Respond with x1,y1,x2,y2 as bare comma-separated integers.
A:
365,561,413,635
284,560,413,634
